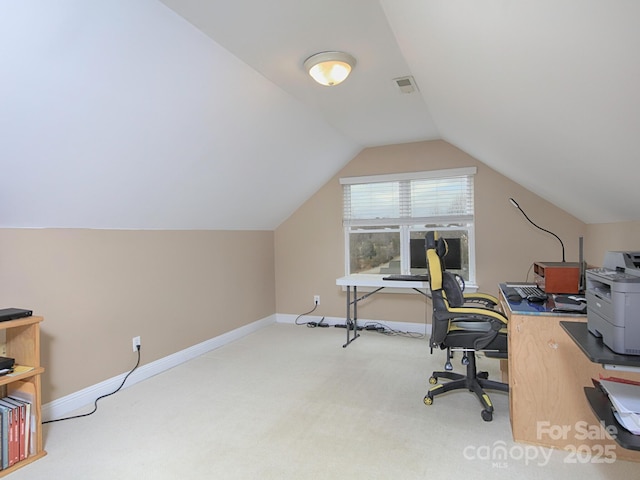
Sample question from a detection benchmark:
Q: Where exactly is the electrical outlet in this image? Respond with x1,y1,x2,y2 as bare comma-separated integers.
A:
314,295,320,305
132,336,141,352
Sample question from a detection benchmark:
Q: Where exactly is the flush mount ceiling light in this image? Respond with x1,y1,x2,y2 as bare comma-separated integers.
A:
303,51,356,86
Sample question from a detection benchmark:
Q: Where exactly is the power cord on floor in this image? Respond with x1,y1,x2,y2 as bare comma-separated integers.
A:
362,321,425,339
43,345,141,424
294,300,328,328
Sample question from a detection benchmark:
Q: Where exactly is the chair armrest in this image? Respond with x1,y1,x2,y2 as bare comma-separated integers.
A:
448,306,508,325
463,292,499,307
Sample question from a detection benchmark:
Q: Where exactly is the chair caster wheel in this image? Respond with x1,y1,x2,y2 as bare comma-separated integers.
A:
428,376,438,385
445,361,453,371
424,395,433,406
478,371,489,379
462,355,469,366
481,409,493,422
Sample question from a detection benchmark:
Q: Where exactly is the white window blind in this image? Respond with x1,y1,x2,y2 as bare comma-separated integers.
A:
341,167,476,227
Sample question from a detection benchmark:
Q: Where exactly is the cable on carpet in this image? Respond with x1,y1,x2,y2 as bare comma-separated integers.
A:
362,321,425,339
294,302,328,328
43,345,141,424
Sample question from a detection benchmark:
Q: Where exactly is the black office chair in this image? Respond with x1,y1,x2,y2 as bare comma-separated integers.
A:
423,232,509,421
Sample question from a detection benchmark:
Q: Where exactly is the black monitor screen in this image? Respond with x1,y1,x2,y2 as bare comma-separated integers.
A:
410,238,428,269
411,236,462,270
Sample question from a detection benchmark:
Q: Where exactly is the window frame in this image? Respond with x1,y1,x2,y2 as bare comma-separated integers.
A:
341,167,477,282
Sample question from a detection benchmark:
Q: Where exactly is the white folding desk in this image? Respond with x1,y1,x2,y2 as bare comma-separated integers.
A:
336,275,430,347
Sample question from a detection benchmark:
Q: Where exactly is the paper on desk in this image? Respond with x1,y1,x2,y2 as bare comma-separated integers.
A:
600,379,640,414
612,411,640,435
599,379,640,434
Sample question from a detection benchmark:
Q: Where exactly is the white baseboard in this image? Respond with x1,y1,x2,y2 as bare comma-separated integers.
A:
42,314,277,422
275,313,431,336
43,312,430,422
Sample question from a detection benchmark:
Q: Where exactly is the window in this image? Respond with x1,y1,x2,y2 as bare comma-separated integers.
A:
341,167,476,282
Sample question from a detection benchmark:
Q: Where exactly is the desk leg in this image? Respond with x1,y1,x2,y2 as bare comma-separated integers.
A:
343,285,360,348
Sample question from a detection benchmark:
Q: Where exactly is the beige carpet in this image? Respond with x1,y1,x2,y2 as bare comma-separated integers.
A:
9,323,638,479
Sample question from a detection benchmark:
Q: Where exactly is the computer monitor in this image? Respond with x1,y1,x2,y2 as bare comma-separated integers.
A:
410,238,428,269
441,237,462,270
411,236,462,270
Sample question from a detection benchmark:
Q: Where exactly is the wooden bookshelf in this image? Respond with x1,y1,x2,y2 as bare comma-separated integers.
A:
0,315,46,476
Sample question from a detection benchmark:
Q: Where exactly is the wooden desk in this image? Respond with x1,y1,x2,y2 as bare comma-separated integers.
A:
499,286,640,462
561,320,640,451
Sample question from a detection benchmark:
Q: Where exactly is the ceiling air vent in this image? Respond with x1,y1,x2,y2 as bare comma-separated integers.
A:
393,76,418,94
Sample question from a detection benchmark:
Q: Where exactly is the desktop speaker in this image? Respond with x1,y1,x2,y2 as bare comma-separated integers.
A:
534,261,581,294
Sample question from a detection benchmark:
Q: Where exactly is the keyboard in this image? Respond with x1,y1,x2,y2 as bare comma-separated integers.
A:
514,285,546,298
503,283,546,300
383,274,429,282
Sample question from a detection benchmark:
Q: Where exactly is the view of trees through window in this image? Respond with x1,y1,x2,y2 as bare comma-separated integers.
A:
349,230,400,274
342,168,476,280
349,227,471,278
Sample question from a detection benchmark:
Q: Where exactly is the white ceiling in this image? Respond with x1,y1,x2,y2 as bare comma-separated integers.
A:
2,1,639,229
382,1,640,225
158,0,439,148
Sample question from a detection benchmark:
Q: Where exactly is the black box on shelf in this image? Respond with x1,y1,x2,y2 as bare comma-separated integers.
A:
0,356,15,371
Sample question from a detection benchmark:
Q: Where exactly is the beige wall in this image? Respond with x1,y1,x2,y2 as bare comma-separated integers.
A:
4,140,635,406
585,221,640,266
275,140,587,323
0,229,275,403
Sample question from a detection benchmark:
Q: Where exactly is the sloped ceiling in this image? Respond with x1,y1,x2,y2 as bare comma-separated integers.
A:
0,0,359,230
2,1,639,229
382,0,640,224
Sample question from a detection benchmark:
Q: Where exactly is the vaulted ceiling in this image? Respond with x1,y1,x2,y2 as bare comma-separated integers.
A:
2,1,639,229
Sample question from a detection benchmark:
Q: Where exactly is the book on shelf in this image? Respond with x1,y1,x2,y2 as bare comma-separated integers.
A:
2,397,27,461
2,398,26,462
0,382,34,470
0,401,8,470
7,381,34,458
0,399,18,468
